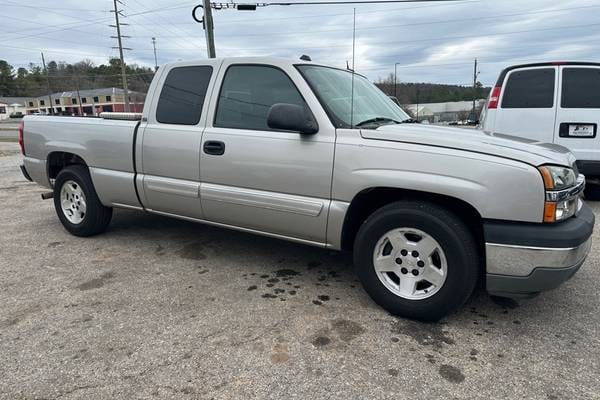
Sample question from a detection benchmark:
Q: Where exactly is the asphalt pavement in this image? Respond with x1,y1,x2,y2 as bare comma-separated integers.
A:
0,130,17,139
1,146,599,399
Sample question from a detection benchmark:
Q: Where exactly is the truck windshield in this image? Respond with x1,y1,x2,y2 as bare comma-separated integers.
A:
297,65,409,128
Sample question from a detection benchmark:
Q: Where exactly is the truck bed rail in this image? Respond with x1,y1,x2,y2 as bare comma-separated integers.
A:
99,112,142,121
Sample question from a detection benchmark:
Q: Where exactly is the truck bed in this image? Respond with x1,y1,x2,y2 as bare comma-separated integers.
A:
22,115,142,208
23,115,138,174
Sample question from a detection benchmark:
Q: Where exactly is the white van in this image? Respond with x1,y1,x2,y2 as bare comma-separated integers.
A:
480,62,600,198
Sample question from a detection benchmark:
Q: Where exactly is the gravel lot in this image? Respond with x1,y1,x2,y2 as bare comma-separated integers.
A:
1,144,599,399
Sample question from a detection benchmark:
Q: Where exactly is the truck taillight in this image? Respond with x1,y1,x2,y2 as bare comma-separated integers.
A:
18,120,25,155
487,86,502,109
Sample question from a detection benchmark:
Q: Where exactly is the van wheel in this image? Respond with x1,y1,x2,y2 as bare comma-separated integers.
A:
353,201,478,321
53,165,112,236
584,182,600,201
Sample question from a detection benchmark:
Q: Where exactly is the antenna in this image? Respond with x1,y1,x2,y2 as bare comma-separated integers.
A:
152,37,158,71
350,7,356,127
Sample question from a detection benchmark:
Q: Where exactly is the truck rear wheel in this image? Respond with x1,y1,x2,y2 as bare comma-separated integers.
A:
53,165,112,236
353,201,478,321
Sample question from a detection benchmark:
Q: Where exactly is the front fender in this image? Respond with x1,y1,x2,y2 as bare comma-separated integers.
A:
332,140,545,223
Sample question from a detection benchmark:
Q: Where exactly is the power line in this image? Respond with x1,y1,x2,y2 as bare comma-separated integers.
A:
136,0,479,25
154,3,600,38
214,0,464,6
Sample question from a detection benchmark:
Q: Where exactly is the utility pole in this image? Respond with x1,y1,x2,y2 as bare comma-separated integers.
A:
203,0,216,58
416,89,420,122
110,0,131,112
472,58,478,122
394,62,400,100
40,52,53,115
152,37,158,71
75,75,83,116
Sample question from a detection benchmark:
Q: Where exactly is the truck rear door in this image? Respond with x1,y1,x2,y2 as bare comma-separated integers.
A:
138,61,219,219
494,66,558,142
553,66,600,167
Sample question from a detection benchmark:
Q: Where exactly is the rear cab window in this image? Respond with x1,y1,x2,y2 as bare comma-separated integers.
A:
501,68,555,108
561,67,600,109
156,66,213,125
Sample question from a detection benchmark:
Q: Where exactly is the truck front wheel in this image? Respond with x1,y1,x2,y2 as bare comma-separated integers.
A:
53,165,112,236
353,201,479,321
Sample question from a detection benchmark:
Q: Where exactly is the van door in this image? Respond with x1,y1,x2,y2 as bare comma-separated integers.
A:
139,62,218,219
494,66,558,142
553,66,600,169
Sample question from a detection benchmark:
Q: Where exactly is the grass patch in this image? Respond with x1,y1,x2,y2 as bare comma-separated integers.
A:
0,137,18,142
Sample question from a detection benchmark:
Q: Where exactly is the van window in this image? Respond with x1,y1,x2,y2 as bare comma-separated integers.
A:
562,68,600,109
214,65,306,131
501,68,555,108
156,66,213,125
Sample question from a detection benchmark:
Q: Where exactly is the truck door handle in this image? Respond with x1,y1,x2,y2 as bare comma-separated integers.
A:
203,140,225,155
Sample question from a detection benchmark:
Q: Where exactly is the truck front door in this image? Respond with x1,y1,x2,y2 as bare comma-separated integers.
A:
199,62,335,244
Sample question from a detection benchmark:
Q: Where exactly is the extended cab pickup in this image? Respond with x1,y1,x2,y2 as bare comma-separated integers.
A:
19,57,594,320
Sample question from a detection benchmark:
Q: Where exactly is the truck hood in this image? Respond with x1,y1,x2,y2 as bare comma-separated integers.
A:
362,124,576,167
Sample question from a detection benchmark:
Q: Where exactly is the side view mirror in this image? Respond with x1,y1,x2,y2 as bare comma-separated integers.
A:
267,103,318,134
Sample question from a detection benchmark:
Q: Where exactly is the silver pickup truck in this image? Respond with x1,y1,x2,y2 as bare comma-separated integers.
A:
19,57,594,320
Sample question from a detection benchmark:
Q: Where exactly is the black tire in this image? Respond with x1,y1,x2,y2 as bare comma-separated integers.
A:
353,201,479,321
53,165,112,236
584,182,600,201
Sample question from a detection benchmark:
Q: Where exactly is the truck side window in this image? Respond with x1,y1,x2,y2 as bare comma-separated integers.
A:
562,68,600,109
156,66,213,125
501,68,555,109
214,65,306,131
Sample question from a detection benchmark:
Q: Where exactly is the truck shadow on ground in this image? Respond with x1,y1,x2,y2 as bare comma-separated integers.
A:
106,209,519,319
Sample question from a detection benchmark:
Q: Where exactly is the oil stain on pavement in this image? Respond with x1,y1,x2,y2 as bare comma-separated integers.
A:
76,271,115,291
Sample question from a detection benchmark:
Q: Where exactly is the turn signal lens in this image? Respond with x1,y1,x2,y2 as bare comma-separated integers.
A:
538,166,554,190
543,202,557,223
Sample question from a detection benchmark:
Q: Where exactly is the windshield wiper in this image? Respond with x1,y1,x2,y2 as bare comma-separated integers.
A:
354,117,402,127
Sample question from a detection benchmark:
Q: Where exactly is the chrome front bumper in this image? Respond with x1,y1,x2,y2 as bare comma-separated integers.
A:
486,237,592,277
484,202,594,298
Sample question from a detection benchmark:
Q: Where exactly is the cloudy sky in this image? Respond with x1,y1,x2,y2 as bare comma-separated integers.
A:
1,0,599,85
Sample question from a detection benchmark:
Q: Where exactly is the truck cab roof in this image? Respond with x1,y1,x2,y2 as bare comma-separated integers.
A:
161,56,316,70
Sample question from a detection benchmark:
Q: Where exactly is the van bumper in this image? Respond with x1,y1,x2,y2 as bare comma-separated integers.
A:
484,202,594,298
576,160,600,178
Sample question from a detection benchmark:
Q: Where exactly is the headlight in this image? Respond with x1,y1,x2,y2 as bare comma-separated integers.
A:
538,165,580,223
538,165,576,190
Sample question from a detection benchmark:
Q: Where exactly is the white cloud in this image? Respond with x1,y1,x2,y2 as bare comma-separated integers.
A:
0,0,599,87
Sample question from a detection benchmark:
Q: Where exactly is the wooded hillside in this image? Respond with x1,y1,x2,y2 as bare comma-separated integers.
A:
0,58,154,97
375,73,490,104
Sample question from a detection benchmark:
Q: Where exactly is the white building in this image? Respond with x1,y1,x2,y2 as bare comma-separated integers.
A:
406,99,487,122
0,97,27,120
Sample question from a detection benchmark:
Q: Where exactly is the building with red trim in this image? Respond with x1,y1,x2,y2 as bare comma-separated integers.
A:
25,88,145,116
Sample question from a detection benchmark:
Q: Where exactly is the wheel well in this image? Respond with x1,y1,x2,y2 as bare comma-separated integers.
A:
341,187,484,254
47,152,88,181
